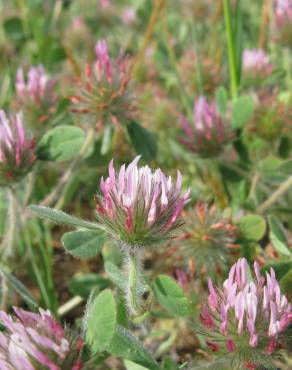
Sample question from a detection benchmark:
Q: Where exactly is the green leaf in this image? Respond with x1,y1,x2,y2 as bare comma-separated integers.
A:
29,205,101,230
258,156,284,182
215,86,228,115
280,269,292,295
231,96,254,129
161,357,180,370
262,261,292,279
0,268,38,309
124,360,149,370
85,289,117,352
37,125,85,161
69,273,109,298
62,230,106,259
127,121,157,160
109,325,160,370
3,17,24,42
238,214,266,241
268,215,291,257
152,275,190,317
38,37,66,66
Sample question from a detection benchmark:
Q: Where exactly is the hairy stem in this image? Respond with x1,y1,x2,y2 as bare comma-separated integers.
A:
124,250,149,318
0,187,18,309
1,187,18,261
256,176,292,214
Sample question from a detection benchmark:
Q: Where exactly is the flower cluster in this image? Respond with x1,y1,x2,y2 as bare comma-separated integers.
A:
242,49,273,82
180,96,233,157
0,110,35,186
15,65,57,125
273,0,292,46
200,258,292,369
0,307,83,370
178,49,222,94
177,202,238,274
70,39,135,129
96,156,191,248
247,92,290,141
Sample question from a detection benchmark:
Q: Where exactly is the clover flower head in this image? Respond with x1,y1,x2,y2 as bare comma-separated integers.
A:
0,110,35,186
273,0,292,46
0,307,83,370
177,202,238,274
95,156,191,248
180,96,233,157
200,258,292,369
16,65,56,106
242,49,273,81
99,0,110,9
70,39,135,130
15,65,57,126
178,49,222,94
122,7,137,25
247,92,290,141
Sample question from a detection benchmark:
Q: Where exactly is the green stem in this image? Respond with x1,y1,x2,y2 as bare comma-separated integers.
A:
23,171,35,207
256,176,292,214
126,251,141,317
223,0,238,99
283,48,292,90
1,187,18,261
0,187,18,309
124,250,149,319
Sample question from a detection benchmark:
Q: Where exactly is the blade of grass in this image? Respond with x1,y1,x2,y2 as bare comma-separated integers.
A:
23,227,53,313
234,0,243,86
223,0,238,99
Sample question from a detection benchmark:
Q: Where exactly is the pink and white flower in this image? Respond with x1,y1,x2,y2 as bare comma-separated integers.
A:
242,49,273,80
96,156,191,247
70,39,134,129
15,65,56,116
200,258,292,368
122,7,137,25
0,110,35,186
273,0,292,45
0,307,83,370
180,96,233,157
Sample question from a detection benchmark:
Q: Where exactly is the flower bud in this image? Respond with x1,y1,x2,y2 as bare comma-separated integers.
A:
246,92,290,142
180,96,234,157
96,156,191,248
15,65,57,126
174,202,238,274
70,39,135,130
242,49,273,82
177,49,222,95
273,0,292,46
0,110,35,186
